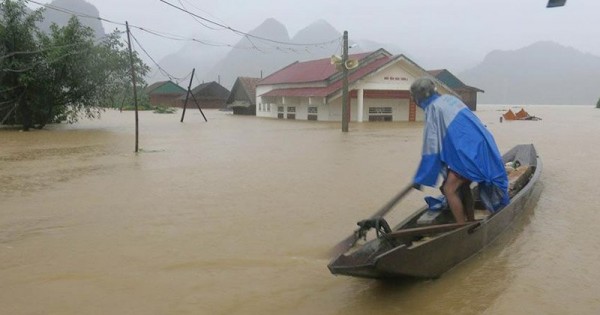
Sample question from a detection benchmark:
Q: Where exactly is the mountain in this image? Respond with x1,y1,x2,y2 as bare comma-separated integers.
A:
289,19,341,60
201,19,345,89
37,0,105,38
147,36,229,87
460,41,600,105
200,18,292,89
150,19,411,90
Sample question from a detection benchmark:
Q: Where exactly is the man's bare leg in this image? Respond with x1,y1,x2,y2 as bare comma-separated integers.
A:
442,171,470,224
460,183,475,221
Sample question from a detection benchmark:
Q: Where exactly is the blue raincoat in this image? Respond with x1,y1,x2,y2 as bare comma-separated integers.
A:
413,93,509,211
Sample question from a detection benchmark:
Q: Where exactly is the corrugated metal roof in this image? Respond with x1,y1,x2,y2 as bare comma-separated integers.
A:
227,77,262,104
145,81,186,95
261,54,395,98
259,52,374,85
239,77,261,100
427,69,484,92
178,81,230,100
261,87,330,97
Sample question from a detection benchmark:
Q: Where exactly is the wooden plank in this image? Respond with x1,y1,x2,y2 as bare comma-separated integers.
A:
384,222,478,239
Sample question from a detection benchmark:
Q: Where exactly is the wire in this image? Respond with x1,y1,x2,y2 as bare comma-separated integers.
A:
0,32,120,73
27,0,239,48
27,0,341,54
128,30,190,82
0,85,21,94
181,0,229,26
159,0,341,47
28,0,125,27
0,31,125,61
176,0,223,31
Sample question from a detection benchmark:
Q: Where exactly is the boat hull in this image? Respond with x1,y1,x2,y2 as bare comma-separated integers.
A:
328,144,543,279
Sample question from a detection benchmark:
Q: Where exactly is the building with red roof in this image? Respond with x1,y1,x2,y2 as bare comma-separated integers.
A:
256,49,456,122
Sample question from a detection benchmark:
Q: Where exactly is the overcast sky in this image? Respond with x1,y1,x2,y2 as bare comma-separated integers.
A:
28,0,600,72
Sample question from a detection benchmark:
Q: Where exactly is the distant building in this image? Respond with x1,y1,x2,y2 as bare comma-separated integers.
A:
256,49,456,122
226,77,261,115
177,81,230,109
144,80,186,107
427,69,484,111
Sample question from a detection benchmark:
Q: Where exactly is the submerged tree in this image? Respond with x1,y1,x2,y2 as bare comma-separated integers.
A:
0,0,149,130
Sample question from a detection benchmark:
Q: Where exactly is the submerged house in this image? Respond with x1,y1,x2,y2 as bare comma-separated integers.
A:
226,77,261,115
256,49,455,122
427,69,484,111
177,81,230,109
144,80,186,107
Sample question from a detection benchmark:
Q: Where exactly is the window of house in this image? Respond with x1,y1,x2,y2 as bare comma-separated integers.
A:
287,106,296,113
368,107,393,122
308,106,318,120
369,107,392,114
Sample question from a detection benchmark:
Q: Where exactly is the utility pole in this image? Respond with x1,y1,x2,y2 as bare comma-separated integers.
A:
180,68,208,122
341,31,349,132
180,68,195,122
126,21,139,153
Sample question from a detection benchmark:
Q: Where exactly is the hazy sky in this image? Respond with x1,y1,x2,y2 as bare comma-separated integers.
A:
28,0,600,72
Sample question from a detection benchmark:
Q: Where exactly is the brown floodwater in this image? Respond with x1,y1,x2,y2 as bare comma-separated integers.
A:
1,105,600,314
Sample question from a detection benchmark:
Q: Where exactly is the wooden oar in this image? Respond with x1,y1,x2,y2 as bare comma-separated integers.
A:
328,183,415,258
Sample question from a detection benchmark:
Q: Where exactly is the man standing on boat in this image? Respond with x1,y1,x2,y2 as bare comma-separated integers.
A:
410,77,509,223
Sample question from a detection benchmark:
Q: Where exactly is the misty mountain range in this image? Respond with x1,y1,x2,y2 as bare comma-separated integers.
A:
459,41,600,105
36,0,600,105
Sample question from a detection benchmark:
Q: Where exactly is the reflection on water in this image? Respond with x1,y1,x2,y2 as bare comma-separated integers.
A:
1,106,600,314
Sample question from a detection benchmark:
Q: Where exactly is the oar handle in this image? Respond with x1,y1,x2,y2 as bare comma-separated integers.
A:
370,183,416,219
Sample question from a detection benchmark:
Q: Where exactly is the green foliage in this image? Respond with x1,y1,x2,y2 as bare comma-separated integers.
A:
596,97,600,108
119,102,175,114
153,106,176,114
0,0,150,130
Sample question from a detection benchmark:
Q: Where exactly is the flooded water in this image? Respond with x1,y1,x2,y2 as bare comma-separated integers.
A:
1,105,600,314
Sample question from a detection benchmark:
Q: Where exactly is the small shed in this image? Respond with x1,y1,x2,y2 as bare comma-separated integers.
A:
428,69,484,111
144,81,186,107
226,77,261,115
178,81,230,109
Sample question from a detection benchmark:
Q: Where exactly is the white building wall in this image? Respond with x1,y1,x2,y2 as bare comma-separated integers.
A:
328,98,342,121
358,63,415,91
255,58,445,122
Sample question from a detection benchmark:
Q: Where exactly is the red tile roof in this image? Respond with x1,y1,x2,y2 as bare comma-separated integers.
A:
259,52,373,85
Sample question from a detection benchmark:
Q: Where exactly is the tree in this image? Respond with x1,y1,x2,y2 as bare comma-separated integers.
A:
596,97,600,109
0,0,42,130
0,0,150,130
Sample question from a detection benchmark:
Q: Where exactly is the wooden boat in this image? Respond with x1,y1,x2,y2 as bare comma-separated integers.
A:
328,144,542,279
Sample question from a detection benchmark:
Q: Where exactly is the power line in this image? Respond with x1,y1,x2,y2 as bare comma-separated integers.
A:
1,48,87,73
176,0,223,31
27,0,341,53
0,33,120,73
159,0,341,47
128,30,190,82
26,0,236,48
0,31,125,61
